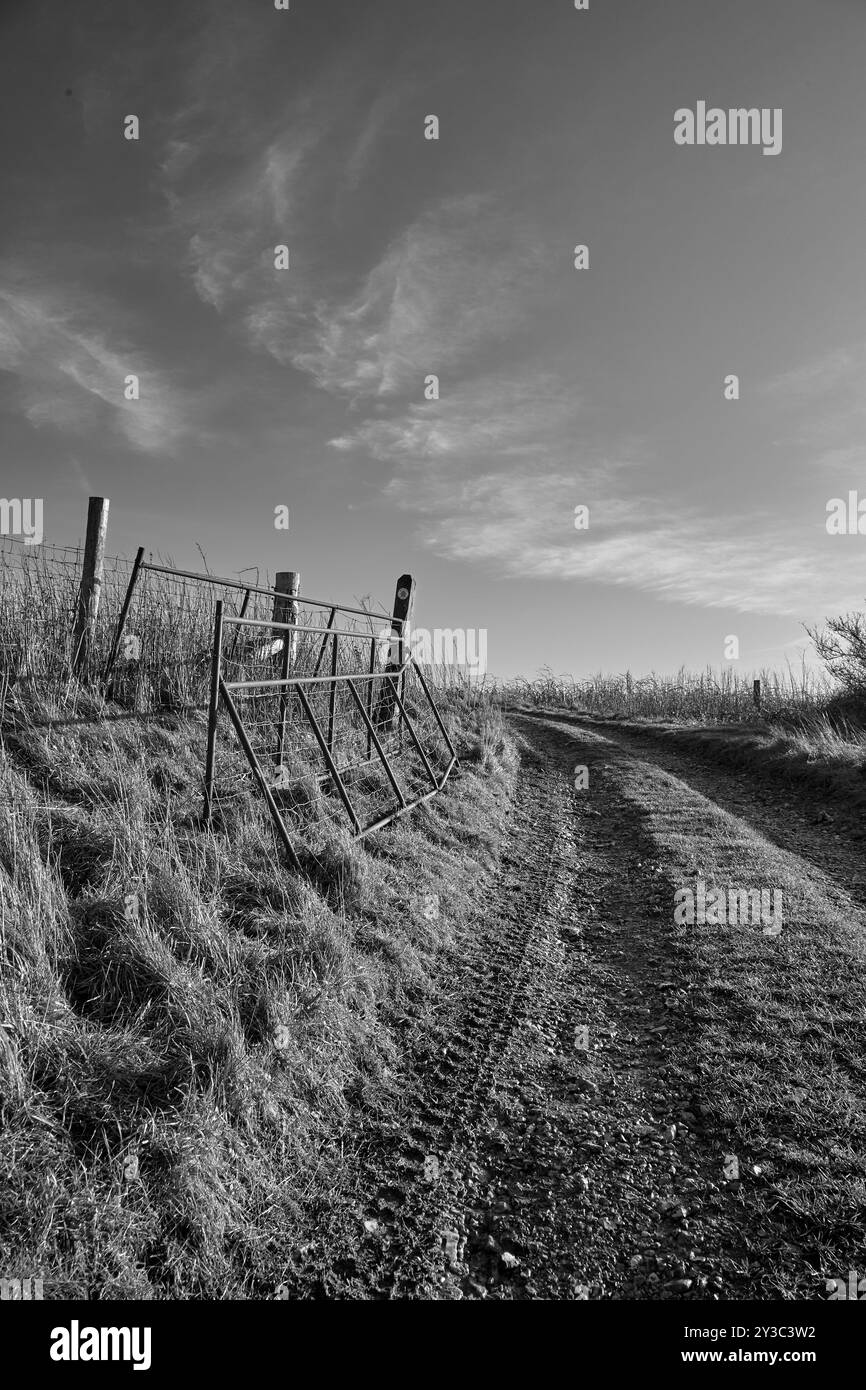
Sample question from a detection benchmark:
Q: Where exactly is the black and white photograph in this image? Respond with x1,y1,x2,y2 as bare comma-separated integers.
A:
1,0,864,1364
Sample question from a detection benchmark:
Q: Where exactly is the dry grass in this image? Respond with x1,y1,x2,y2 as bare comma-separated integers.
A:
487,656,866,804
497,662,835,725
0,545,517,1299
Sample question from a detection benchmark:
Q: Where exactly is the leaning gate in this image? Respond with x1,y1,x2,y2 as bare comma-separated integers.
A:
102,555,457,868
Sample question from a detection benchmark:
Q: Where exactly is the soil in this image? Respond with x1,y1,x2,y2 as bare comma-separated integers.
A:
271,713,866,1300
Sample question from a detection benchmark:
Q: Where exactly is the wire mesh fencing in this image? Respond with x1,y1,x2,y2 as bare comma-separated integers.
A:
1,531,457,853
0,534,137,706
102,557,398,714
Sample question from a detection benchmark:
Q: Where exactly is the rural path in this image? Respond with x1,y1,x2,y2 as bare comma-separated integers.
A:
278,712,866,1300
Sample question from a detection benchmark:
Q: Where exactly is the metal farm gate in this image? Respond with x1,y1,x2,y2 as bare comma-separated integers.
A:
103,555,457,866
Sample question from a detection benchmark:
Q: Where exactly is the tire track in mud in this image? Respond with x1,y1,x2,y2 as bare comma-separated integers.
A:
278,713,866,1299
278,744,568,1298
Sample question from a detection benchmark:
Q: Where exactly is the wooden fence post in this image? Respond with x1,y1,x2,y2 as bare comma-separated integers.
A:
375,574,415,735
273,571,300,667
73,496,109,673
390,575,416,668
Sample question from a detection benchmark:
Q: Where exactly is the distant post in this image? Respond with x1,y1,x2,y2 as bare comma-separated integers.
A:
73,496,109,674
753,679,761,711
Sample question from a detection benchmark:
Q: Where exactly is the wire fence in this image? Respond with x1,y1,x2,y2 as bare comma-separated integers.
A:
104,558,396,712
0,524,457,849
0,534,136,701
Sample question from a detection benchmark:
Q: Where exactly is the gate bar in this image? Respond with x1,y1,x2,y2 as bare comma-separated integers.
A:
295,684,362,834
357,786,441,839
224,613,369,641
345,677,407,809
139,561,395,625
411,660,459,763
224,659,410,692
366,636,376,761
312,608,336,678
218,679,303,871
202,601,224,824
385,677,439,790
327,633,339,753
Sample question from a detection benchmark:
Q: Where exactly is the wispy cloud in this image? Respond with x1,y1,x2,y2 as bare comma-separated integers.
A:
760,342,866,464
760,347,860,401
0,279,192,453
329,370,584,461
325,362,856,617
284,197,546,399
388,464,858,616
165,88,549,403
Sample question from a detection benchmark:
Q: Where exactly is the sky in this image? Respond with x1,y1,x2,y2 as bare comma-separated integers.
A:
1,0,866,680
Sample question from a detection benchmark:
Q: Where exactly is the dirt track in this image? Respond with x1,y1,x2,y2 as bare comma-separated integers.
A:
276,713,866,1300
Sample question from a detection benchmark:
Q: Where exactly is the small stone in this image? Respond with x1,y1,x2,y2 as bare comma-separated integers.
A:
363,1219,379,1234
665,1278,693,1293
501,1252,520,1270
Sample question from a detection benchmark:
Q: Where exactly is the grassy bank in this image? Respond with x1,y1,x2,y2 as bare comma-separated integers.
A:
0,688,516,1299
0,538,518,1298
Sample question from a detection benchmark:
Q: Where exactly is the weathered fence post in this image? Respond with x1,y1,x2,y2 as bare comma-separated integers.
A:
273,572,300,666
375,574,415,737
753,678,762,711
273,572,299,767
73,496,109,673
391,575,416,667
